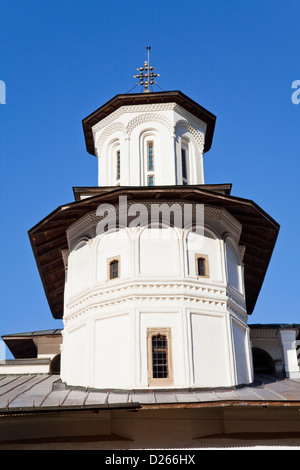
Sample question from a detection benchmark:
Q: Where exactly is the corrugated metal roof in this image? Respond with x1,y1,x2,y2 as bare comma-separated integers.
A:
1,374,300,415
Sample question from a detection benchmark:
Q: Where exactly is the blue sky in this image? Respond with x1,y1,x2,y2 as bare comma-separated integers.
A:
0,1,300,357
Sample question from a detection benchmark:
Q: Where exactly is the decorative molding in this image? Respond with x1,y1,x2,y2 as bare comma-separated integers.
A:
250,328,278,339
126,112,173,137
62,279,248,324
175,119,205,150
92,103,206,140
95,122,127,154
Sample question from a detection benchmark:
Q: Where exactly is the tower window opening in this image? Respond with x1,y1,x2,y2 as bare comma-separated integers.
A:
116,150,120,182
148,175,154,186
181,148,188,184
152,334,168,378
108,257,120,280
147,328,173,386
147,141,154,171
195,254,209,278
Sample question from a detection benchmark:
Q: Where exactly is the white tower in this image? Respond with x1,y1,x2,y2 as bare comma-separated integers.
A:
29,54,279,390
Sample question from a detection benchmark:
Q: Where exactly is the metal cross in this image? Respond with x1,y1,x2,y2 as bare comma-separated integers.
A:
133,46,160,93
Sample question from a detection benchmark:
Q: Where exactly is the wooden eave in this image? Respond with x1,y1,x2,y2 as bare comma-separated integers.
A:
28,186,279,319
82,90,216,156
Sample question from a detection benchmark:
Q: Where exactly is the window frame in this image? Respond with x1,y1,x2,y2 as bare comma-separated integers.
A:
147,140,154,172
107,256,121,281
195,254,210,278
144,136,155,186
116,149,121,184
147,327,173,386
147,174,155,186
181,148,188,184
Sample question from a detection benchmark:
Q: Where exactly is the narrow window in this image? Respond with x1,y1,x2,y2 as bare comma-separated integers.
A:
147,328,173,386
147,141,154,171
148,175,154,186
116,150,120,182
108,257,120,280
195,254,209,278
181,148,187,183
152,334,168,378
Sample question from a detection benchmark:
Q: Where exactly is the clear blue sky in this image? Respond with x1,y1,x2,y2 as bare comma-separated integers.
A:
1,1,300,357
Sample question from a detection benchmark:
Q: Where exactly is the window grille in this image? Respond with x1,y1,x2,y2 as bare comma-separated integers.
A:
152,334,168,379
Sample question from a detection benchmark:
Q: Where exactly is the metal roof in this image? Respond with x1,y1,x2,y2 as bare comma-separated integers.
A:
1,374,300,415
1,330,62,360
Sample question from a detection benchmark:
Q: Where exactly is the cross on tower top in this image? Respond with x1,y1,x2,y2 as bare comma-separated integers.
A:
133,46,160,93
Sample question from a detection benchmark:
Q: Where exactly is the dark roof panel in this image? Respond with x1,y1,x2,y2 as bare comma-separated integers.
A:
28,186,279,319
82,90,216,155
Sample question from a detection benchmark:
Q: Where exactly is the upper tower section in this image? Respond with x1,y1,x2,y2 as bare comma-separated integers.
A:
82,91,216,187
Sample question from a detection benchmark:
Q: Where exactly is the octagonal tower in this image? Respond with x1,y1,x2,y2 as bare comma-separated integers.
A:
29,63,279,390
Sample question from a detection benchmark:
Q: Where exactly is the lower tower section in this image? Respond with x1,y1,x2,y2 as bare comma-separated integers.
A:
60,199,253,389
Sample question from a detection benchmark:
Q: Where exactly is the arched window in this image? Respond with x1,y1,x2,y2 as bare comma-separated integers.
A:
181,148,188,184
116,148,121,184
146,139,155,186
181,139,189,185
50,354,61,375
252,348,275,374
142,132,157,186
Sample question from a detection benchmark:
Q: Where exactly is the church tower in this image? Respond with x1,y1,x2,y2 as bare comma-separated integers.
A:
29,52,279,390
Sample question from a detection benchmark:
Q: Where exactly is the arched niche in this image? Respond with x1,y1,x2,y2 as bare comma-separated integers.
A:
252,347,275,374
185,226,223,281
96,228,132,283
67,237,91,298
175,120,205,185
138,224,182,277
139,128,160,186
225,236,242,292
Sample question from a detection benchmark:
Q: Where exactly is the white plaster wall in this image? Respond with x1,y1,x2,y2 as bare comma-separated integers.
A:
190,312,232,387
232,320,252,384
67,242,90,296
63,324,88,387
225,238,242,293
62,207,250,390
139,227,181,277
94,313,130,389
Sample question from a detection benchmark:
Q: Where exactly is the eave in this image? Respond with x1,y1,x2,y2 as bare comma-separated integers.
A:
28,185,279,319
82,90,216,155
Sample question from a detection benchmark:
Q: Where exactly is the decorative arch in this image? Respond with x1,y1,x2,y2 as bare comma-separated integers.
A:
95,122,127,155
184,224,223,281
50,354,61,375
175,119,205,150
73,237,90,251
252,347,275,374
225,236,242,292
138,223,183,277
126,113,173,137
